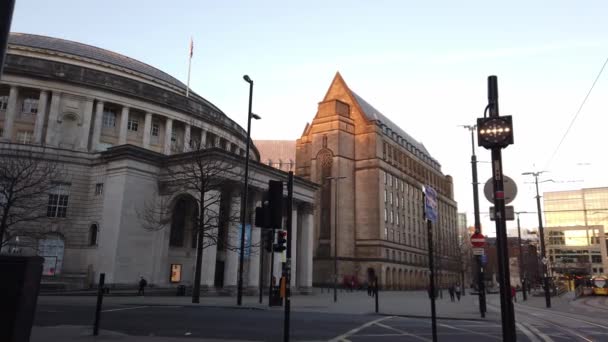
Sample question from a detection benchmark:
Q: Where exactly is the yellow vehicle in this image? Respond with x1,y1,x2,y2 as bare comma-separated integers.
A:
591,276,608,296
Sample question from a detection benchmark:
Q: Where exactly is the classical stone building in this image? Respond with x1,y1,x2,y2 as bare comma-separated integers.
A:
0,33,316,292
296,73,460,289
254,140,296,172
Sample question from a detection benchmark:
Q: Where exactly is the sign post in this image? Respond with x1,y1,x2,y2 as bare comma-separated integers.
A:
424,186,438,342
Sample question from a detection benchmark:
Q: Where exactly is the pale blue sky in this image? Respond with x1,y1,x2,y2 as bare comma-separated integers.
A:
10,0,608,234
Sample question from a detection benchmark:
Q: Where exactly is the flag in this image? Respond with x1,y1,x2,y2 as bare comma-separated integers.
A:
189,37,194,58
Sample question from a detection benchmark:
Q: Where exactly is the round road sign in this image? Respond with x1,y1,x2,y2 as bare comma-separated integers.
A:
484,175,518,205
470,233,486,248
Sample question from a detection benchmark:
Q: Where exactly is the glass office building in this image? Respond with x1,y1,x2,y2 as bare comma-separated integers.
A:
544,188,608,276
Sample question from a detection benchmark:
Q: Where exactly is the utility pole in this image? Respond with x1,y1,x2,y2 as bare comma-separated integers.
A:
283,172,294,342
461,124,486,317
515,211,531,301
327,176,346,303
522,171,552,308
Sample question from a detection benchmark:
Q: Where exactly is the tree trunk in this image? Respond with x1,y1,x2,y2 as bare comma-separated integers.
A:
192,188,206,303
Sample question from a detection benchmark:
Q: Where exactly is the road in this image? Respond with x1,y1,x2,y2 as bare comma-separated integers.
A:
32,294,608,341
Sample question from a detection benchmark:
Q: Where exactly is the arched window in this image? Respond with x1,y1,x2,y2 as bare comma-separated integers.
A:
89,224,98,246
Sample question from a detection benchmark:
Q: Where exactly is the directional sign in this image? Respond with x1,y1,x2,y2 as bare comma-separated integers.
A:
489,206,515,221
424,186,438,223
471,233,486,248
484,175,518,205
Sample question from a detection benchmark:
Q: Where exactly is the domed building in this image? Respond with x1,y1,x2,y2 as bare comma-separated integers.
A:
0,33,316,292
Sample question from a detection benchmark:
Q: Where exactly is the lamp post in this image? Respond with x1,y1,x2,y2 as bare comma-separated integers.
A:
237,75,261,306
327,176,346,303
460,124,486,317
522,171,551,308
515,211,532,301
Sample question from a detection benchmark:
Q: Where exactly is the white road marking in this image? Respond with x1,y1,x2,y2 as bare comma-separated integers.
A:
516,322,542,342
439,322,502,341
102,305,149,312
524,323,554,342
328,316,393,342
375,322,432,342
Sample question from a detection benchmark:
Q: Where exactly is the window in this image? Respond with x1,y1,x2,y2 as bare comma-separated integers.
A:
0,95,7,110
384,189,387,203
127,119,139,132
384,208,388,222
16,130,33,144
390,192,393,205
384,171,387,184
390,211,394,223
21,97,38,114
103,109,117,128
47,184,70,218
151,122,160,137
89,224,98,246
396,214,400,226
95,183,103,196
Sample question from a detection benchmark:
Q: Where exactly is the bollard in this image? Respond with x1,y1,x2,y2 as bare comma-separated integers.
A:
93,273,105,336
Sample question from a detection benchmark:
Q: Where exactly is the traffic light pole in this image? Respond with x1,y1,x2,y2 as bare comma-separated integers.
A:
534,175,552,308
427,218,438,342
516,213,527,301
259,241,265,304
487,76,516,342
283,172,294,342
269,246,275,307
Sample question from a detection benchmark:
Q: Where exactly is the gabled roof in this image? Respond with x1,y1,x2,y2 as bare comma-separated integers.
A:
331,73,440,170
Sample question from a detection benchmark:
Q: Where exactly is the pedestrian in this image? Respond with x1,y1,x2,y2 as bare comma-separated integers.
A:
511,285,517,302
448,284,455,301
138,276,147,296
455,283,461,301
367,280,372,296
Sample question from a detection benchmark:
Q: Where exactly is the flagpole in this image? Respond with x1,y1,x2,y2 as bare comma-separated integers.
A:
186,37,193,98
186,55,192,97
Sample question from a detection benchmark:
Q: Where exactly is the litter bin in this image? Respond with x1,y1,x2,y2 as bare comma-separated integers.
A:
176,285,186,296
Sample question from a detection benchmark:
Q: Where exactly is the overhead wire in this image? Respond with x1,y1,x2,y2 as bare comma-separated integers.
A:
543,56,608,170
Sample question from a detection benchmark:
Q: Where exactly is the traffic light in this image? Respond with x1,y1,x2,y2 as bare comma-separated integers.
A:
274,230,287,253
255,203,270,229
263,229,274,253
268,180,284,228
477,116,513,149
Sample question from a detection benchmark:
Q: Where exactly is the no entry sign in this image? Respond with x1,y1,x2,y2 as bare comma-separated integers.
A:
471,233,486,248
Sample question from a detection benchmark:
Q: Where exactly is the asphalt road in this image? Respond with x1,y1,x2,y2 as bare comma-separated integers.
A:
34,297,608,341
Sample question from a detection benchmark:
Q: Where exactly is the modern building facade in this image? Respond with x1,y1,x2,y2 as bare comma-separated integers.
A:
0,33,317,292
544,187,608,276
296,73,460,289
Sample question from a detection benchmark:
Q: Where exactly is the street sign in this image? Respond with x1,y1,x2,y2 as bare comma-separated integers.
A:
424,186,438,223
489,206,515,221
481,254,488,265
473,248,485,256
471,233,486,248
484,175,517,205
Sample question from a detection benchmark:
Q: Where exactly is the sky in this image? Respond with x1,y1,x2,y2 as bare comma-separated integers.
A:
9,0,608,237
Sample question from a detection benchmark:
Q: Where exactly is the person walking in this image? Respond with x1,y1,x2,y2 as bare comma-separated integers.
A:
138,276,147,296
455,283,461,301
448,284,455,302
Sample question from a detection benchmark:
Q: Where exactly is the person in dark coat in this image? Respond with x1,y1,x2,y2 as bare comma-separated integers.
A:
455,284,462,301
138,276,147,296
448,284,455,302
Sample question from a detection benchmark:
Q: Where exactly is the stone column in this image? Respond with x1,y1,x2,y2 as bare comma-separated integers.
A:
223,192,241,289
142,112,152,149
45,92,61,146
200,129,207,148
79,98,94,150
299,207,314,290
201,190,220,287
2,85,19,140
225,141,231,152
214,135,220,148
33,90,49,144
183,124,191,152
118,106,129,145
163,118,173,155
290,207,298,288
92,100,104,150
247,225,261,289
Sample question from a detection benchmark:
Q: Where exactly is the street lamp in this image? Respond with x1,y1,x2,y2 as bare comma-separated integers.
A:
515,211,534,301
460,124,487,317
237,74,261,306
327,175,346,303
522,171,552,308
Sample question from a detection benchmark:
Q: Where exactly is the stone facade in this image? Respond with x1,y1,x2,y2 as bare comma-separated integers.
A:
296,73,460,289
0,33,317,292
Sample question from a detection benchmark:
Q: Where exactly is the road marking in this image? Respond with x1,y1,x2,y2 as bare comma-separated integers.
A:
524,322,553,342
328,316,394,342
102,306,149,312
439,322,502,341
513,302,608,330
375,322,432,341
516,322,542,342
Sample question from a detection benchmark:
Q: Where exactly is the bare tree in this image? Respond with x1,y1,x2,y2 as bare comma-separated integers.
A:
138,143,249,303
0,146,64,248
